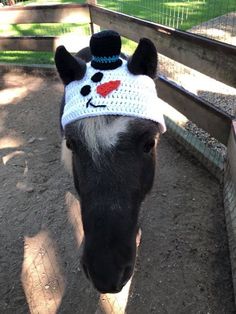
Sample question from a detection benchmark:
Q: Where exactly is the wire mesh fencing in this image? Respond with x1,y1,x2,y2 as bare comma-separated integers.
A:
98,0,236,45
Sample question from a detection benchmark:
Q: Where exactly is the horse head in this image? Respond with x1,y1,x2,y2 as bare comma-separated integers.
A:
55,30,166,293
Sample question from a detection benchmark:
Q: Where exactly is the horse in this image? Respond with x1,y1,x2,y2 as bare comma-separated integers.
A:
55,30,166,294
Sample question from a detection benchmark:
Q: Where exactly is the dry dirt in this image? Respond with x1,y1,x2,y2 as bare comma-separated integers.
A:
0,70,235,314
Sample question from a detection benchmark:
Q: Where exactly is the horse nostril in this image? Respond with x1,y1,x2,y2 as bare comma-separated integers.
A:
100,285,122,294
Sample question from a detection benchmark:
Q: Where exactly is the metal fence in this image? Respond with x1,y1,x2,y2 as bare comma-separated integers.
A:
98,0,236,45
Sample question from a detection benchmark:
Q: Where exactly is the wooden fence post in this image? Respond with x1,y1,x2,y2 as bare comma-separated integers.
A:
224,115,236,303
87,0,100,34
87,0,97,4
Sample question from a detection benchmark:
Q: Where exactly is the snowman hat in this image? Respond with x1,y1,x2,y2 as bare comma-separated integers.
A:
90,30,123,70
55,30,167,133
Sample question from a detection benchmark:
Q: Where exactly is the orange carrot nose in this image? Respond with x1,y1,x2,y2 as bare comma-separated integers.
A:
96,80,121,97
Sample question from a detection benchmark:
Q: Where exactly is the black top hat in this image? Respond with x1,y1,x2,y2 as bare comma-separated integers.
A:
90,30,123,70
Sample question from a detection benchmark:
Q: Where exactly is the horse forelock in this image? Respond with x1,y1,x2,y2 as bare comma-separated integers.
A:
71,116,133,163
63,115,161,172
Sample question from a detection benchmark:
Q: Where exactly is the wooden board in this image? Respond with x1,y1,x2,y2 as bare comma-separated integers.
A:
89,5,236,88
157,76,233,145
227,120,236,187
0,4,90,24
0,36,56,51
224,120,236,304
0,35,90,52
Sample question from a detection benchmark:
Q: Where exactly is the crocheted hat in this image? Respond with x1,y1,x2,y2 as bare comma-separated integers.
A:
61,30,166,133
90,30,123,70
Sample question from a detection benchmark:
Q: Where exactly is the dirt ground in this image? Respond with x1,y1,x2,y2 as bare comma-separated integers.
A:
0,70,235,314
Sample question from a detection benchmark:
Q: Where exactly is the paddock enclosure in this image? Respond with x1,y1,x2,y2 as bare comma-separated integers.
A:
0,2,236,314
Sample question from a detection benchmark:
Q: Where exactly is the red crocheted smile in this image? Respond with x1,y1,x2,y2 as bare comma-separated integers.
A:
96,80,121,97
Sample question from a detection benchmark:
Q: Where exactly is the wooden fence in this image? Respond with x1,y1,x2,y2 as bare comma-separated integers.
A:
0,2,235,148
0,3,235,146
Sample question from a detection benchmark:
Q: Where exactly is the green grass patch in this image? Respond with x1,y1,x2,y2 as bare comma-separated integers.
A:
10,0,236,31
99,0,236,30
121,37,137,56
0,23,90,36
0,51,54,64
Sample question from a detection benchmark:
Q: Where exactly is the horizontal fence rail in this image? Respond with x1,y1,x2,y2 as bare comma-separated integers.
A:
0,4,90,24
157,76,233,146
0,36,57,51
228,120,236,187
224,119,236,300
89,5,236,88
0,35,90,53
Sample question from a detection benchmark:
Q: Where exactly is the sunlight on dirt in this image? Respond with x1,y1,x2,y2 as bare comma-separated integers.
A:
21,230,65,314
97,278,132,314
2,73,43,94
54,35,90,53
0,87,28,106
198,27,236,45
177,71,236,97
0,135,24,149
190,12,236,46
158,98,188,126
2,150,25,165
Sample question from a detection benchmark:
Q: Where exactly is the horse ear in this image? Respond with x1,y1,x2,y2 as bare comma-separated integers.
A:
127,38,157,79
55,45,87,85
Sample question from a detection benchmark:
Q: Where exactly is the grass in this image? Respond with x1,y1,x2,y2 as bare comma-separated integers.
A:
0,0,235,64
0,51,54,64
0,23,90,36
99,0,236,30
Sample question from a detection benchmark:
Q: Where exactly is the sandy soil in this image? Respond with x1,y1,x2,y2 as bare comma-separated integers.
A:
0,70,235,314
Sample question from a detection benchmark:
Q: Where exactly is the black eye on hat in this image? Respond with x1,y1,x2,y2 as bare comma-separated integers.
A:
91,72,103,83
80,85,91,96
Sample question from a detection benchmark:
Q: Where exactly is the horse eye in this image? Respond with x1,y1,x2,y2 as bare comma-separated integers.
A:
143,139,155,153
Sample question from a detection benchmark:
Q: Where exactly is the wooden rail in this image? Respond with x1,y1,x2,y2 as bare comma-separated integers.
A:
0,34,89,53
157,76,233,145
0,4,90,52
224,119,236,300
228,120,236,187
0,36,56,51
89,5,236,88
0,4,90,24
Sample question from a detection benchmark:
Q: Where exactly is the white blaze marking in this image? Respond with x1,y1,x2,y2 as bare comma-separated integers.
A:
79,116,133,162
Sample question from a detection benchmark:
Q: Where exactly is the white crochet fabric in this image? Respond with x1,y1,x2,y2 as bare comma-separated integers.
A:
62,60,166,133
